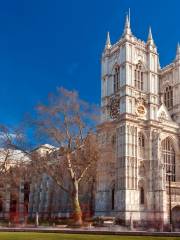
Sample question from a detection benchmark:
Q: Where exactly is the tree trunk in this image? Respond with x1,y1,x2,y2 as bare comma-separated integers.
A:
72,180,83,226
35,212,39,227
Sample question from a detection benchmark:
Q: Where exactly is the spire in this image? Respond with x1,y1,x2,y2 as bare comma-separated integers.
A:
125,14,130,28
147,27,155,47
175,42,180,60
148,27,153,41
128,8,131,26
123,14,131,36
147,27,154,46
105,31,111,50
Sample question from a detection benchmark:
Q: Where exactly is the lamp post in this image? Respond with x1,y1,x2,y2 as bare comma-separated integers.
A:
166,170,172,232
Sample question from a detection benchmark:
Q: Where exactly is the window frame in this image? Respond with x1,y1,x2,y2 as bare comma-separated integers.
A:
164,86,173,109
113,66,120,93
138,132,145,159
161,138,176,182
134,62,144,91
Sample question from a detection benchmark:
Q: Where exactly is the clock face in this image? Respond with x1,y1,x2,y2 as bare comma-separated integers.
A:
109,96,120,119
136,104,146,116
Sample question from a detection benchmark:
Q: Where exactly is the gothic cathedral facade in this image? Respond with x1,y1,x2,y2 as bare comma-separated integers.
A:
95,15,180,225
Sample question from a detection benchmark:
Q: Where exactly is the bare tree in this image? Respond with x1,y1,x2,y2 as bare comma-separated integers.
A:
32,87,99,225
0,124,31,223
0,124,30,175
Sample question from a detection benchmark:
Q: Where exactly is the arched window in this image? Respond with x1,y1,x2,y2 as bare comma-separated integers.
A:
138,132,145,159
135,62,144,90
140,187,144,205
113,66,120,93
164,86,173,109
161,138,175,182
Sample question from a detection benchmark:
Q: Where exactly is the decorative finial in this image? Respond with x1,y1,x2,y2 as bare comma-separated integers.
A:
105,31,111,50
147,26,154,46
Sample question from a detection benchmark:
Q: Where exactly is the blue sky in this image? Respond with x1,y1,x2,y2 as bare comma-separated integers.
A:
0,0,179,126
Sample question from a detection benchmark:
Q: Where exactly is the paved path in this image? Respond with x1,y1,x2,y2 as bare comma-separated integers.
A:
0,226,179,237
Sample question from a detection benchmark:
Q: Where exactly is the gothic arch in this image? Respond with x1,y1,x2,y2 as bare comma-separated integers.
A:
138,131,147,159
160,135,179,154
172,205,180,227
139,161,145,177
134,61,144,91
162,84,173,109
112,62,120,69
161,137,176,182
138,130,148,141
112,64,120,93
111,63,120,77
138,179,146,206
161,82,173,93
134,59,147,71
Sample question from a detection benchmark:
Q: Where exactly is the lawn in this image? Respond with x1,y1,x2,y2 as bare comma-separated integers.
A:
0,233,179,240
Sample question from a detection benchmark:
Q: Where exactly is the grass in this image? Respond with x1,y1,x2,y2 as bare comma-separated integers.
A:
0,233,179,240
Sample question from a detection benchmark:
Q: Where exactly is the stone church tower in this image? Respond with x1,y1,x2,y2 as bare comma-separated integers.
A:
95,14,180,225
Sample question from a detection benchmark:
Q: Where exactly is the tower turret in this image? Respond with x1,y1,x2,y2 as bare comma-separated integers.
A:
123,14,132,37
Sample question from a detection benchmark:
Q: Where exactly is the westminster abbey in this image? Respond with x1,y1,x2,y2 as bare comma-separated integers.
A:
95,14,180,226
